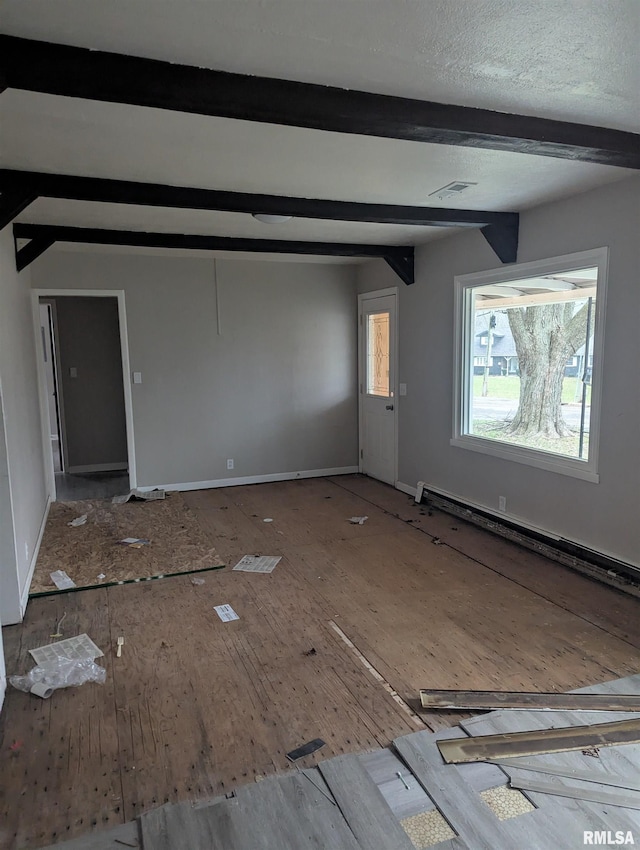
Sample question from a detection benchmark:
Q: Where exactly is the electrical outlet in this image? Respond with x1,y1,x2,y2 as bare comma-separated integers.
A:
24,541,29,562
498,496,507,512
227,459,234,470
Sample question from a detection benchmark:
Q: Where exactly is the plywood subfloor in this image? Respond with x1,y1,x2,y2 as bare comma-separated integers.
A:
329,474,640,648
29,492,224,594
2,475,639,848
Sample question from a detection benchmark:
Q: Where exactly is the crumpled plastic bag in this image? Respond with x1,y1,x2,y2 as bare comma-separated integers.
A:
10,656,106,699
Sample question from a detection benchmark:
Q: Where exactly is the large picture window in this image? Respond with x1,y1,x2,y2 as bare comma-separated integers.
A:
452,248,608,482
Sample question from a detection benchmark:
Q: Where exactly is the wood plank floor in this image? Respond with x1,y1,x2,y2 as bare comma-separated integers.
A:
1,475,638,849
41,674,640,850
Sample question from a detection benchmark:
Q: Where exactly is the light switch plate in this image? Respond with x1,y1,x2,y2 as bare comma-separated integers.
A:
69,366,78,378
133,372,142,384
399,383,407,396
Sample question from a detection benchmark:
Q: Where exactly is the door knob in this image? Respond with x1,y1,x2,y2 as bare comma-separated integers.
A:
386,404,394,410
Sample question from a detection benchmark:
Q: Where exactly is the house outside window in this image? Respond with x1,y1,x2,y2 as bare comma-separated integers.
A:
452,248,608,482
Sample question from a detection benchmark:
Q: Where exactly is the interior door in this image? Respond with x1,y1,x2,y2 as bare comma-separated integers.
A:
360,292,397,485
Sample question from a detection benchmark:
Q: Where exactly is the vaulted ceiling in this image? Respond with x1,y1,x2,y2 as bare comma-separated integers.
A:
1,0,638,277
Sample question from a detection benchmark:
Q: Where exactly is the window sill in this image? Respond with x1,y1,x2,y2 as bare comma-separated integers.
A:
450,434,599,483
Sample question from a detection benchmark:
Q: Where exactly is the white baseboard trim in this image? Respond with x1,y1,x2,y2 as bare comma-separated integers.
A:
422,482,559,540
20,495,51,616
137,466,359,493
66,462,128,474
420,482,639,572
399,480,563,537
395,481,416,498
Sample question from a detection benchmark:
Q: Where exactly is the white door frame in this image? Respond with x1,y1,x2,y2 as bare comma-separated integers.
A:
357,287,399,485
31,289,137,499
39,299,66,472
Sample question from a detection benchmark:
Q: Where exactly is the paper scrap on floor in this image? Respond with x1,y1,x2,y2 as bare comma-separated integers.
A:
349,516,369,525
30,633,104,666
214,604,240,622
67,514,87,527
233,555,281,574
112,488,165,505
118,537,151,548
50,570,76,590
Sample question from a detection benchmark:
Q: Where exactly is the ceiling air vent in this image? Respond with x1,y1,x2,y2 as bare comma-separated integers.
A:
428,181,477,201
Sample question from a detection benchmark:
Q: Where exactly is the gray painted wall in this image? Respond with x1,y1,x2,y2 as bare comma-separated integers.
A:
358,175,640,566
51,296,128,470
0,227,48,626
33,253,359,487
0,387,12,705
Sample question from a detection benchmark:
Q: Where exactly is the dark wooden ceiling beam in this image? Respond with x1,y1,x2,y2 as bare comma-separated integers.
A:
12,223,415,283
3,169,518,265
481,220,519,264
384,250,415,287
1,36,638,169
0,186,38,231
0,169,516,229
15,235,55,272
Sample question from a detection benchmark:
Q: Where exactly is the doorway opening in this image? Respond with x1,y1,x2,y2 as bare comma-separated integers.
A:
33,290,136,502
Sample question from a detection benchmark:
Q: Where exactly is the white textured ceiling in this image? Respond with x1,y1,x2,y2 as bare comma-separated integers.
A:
3,0,639,130
1,0,639,259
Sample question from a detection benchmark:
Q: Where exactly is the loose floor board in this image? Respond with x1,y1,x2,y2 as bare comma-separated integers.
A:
489,757,640,791
317,753,416,850
438,717,640,763
420,689,640,712
508,775,640,810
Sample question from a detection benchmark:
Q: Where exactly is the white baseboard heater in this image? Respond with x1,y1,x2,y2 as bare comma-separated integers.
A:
415,482,640,597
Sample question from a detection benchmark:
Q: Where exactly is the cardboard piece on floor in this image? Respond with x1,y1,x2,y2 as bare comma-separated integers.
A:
50,570,76,590
67,514,87,527
233,555,281,574
30,633,104,666
118,537,151,548
214,604,239,622
112,489,165,505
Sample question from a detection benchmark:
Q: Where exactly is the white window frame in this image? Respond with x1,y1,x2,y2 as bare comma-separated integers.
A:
452,247,609,483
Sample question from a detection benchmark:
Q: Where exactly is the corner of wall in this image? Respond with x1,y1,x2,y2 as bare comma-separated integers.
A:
0,226,49,624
